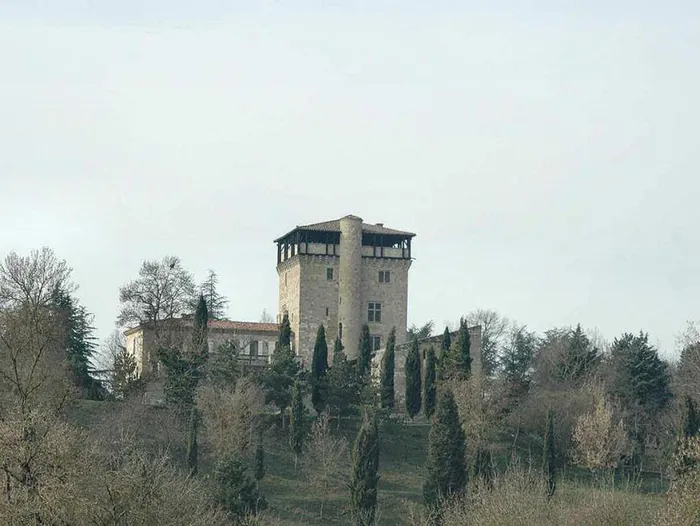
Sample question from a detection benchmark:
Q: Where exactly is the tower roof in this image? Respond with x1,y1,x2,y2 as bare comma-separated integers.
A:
274,217,415,243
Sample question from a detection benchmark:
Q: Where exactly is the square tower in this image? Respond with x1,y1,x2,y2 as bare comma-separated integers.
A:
274,215,415,366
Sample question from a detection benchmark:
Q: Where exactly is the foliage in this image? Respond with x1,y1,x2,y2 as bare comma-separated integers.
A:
465,309,510,378
278,313,292,349
442,318,472,381
186,405,199,476
207,339,240,388
200,269,229,320
405,336,422,418
423,346,437,419
261,329,300,424
380,327,396,410
350,409,380,526
357,324,373,380
326,345,361,421
471,448,494,492
559,324,599,382
500,325,537,403
254,441,266,481
408,320,435,340
311,325,329,414
214,452,267,523
543,409,556,498
289,378,306,467
423,387,468,511
111,337,138,399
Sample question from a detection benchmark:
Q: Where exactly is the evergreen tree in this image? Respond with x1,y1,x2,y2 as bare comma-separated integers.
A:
350,410,380,526
357,324,372,379
454,317,472,379
424,346,437,419
326,345,360,423
405,336,422,418
441,327,451,355
112,341,137,399
200,269,229,320
423,388,467,510
186,405,199,476
380,327,396,410
543,409,556,498
333,336,344,365
559,323,598,381
254,441,266,482
311,325,329,414
207,339,240,388
189,295,209,384
289,378,306,468
214,452,267,522
500,326,537,403
278,313,292,349
261,316,300,427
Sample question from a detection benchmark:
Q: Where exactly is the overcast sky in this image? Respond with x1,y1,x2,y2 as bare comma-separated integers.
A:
1,1,698,359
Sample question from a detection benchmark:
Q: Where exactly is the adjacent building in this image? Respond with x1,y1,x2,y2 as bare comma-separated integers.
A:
274,214,416,366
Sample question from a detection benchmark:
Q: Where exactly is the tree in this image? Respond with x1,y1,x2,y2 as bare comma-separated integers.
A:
200,269,228,320
683,396,700,440
214,452,267,522
424,346,437,419
405,336,422,418
500,325,537,403
441,326,452,355
207,339,239,389
677,395,700,476
466,309,510,378
261,325,300,427
289,379,306,469
442,317,472,381
543,409,556,498
380,327,396,410
109,332,138,398
471,448,494,492
326,343,359,423
278,313,292,349
350,410,380,526
423,388,468,510
186,405,199,476
259,309,274,323
302,412,348,519
254,441,266,482
311,325,329,414
117,255,196,333
408,320,434,340
357,324,372,379
559,323,599,381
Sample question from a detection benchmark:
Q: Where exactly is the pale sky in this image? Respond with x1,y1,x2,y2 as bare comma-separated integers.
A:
1,1,699,359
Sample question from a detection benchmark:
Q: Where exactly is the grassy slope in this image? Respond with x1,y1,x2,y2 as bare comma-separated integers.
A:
67,400,666,525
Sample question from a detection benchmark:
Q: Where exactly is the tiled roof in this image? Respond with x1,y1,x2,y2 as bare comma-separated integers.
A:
125,319,279,334
274,215,415,242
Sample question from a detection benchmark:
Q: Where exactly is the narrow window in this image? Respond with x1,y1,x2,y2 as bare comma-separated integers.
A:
325,307,329,316
262,341,269,355
385,270,390,283
250,341,259,357
371,336,381,351
368,302,382,323
327,267,333,280
339,323,343,340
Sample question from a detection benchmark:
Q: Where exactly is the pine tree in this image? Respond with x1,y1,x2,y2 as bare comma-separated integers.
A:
455,317,472,379
254,441,266,482
441,326,452,355
311,325,329,414
423,388,467,510
357,324,372,379
200,269,229,320
424,346,437,419
379,328,396,410
543,409,556,498
112,342,137,399
350,410,380,526
683,395,700,439
405,336,422,418
290,378,306,469
186,405,199,476
326,345,359,424
560,323,598,381
501,326,537,402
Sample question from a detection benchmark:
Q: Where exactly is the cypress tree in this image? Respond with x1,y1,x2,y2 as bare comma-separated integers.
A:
357,324,372,379
190,295,209,385
455,317,472,379
279,313,292,349
186,405,199,476
423,388,467,510
333,336,344,365
543,409,556,498
350,410,380,526
289,378,306,469
254,441,266,482
404,336,422,418
311,325,329,414
405,336,422,418
380,327,396,410
441,327,452,355
424,346,437,419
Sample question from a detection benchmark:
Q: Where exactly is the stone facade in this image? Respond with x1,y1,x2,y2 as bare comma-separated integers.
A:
124,319,279,378
372,325,482,413
275,215,415,367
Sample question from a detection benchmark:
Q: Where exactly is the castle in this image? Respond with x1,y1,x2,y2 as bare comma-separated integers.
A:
274,214,415,365
124,214,481,403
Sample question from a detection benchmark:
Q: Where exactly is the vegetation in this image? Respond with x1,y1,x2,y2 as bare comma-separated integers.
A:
311,324,329,414
350,410,380,526
405,336,422,418
380,327,396,410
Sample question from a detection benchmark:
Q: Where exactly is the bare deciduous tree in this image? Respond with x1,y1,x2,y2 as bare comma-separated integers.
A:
302,412,348,520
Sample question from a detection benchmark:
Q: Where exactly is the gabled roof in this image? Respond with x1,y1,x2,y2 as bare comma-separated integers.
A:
274,215,416,242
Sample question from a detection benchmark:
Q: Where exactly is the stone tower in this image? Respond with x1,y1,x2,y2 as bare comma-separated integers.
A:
274,215,415,365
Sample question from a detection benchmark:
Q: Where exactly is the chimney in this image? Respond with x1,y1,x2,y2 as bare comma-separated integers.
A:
376,223,384,227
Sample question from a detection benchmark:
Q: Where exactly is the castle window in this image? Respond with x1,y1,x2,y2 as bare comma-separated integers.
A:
371,336,381,351
262,341,269,355
325,307,329,316
339,323,343,340
379,270,391,283
250,341,259,357
326,267,333,280
368,302,382,323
